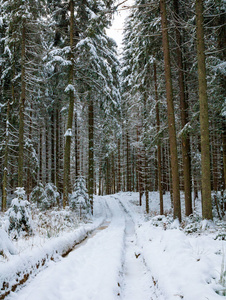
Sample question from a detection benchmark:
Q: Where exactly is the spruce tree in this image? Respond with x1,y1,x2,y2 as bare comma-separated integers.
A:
160,0,181,221
195,0,213,220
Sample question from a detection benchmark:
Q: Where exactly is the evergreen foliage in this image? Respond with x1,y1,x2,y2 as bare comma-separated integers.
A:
6,187,33,239
70,176,90,216
0,0,225,222
31,183,59,210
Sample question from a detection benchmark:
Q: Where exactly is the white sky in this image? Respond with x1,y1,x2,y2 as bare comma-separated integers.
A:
106,0,134,52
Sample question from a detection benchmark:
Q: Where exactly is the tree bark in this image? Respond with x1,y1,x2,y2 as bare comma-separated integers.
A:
18,22,26,187
117,138,121,192
74,110,79,180
154,62,164,215
126,129,131,191
51,109,55,184
144,154,149,214
88,94,94,213
26,106,32,200
55,107,60,196
112,152,115,194
2,101,10,211
39,128,43,183
173,0,192,216
222,120,226,190
195,0,213,220
63,0,75,207
160,0,181,221
45,117,49,183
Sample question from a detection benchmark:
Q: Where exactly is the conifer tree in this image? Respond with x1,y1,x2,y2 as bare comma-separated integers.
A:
63,0,75,208
160,0,181,221
173,0,192,216
74,0,120,212
195,0,213,220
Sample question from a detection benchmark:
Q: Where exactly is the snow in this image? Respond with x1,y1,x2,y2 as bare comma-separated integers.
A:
0,229,18,257
106,0,135,51
64,128,72,137
6,198,124,300
0,201,107,298
1,192,225,299
64,84,75,94
135,222,224,300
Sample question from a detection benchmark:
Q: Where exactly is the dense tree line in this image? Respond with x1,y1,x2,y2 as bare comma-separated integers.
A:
121,0,225,220
0,0,120,213
0,0,225,222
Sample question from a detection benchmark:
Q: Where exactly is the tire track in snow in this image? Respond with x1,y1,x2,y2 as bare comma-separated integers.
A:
115,197,166,300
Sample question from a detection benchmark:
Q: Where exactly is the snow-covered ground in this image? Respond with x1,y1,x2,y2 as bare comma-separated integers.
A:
0,192,226,299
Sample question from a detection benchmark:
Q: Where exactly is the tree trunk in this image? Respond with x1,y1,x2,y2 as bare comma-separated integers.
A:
154,62,164,215
195,0,213,220
39,129,43,183
126,129,131,191
45,117,49,183
74,110,79,180
160,0,181,221
98,162,102,196
63,0,75,208
138,150,143,206
216,3,226,191
137,127,143,206
117,138,121,192
173,0,192,216
222,120,226,190
26,106,32,200
145,154,149,214
2,101,10,211
55,107,60,195
88,94,94,213
18,22,26,187
143,88,149,213
112,152,115,194
51,109,55,184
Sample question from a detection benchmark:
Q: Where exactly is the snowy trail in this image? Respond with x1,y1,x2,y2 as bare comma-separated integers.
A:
116,197,165,300
7,197,125,300
6,196,164,300
4,193,223,300
120,208,154,300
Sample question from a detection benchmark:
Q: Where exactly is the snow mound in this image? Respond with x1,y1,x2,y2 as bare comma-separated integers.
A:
0,229,18,257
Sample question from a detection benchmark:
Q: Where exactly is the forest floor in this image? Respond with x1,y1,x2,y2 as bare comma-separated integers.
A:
0,192,226,300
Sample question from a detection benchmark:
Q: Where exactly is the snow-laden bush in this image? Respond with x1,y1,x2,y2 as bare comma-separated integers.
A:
150,215,172,229
43,183,59,210
31,183,59,210
33,207,79,238
70,176,90,216
6,187,33,239
30,182,45,208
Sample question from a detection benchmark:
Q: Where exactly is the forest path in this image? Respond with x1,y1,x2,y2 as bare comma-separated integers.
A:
7,196,163,300
114,196,165,300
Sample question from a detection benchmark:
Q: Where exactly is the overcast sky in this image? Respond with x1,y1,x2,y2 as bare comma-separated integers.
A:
106,0,134,52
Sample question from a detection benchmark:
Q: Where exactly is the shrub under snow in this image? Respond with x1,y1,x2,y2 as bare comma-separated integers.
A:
31,183,59,210
70,176,90,216
5,187,33,239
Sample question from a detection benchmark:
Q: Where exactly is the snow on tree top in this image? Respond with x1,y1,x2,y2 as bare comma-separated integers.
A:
65,84,76,94
14,187,25,197
64,129,72,137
